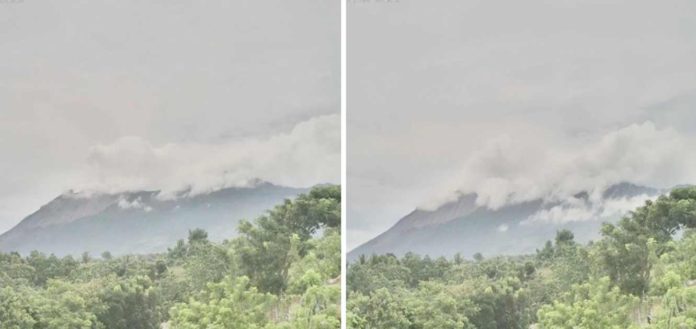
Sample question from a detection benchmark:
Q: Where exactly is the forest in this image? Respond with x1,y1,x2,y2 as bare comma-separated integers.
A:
0,185,341,329
348,186,696,328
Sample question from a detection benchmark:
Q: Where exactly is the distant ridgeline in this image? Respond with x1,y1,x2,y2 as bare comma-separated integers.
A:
0,185,341,329
348,186,696,328
0,182,308,256
349,182,666,261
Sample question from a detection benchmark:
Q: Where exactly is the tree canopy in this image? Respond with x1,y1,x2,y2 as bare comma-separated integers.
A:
348,186,696,328
0,185,341,329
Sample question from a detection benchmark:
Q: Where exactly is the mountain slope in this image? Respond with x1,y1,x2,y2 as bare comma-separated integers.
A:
349,183,662,261
0,182,307,256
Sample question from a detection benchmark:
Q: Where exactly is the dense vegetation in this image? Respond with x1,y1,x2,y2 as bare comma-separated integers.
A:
348,186,696,328
0,185,341,329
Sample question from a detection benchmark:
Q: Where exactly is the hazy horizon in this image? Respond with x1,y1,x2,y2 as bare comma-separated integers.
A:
348,0,696,250
0,0,339,235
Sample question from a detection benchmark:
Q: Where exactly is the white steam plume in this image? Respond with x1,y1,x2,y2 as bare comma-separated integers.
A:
422,121,696,216
74,114,339,198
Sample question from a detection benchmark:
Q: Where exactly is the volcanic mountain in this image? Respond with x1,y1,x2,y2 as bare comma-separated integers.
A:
0,182,307,256
349,182,664,261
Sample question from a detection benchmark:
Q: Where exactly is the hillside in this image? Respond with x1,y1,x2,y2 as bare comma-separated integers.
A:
0,182,307,256
0,185,341,329
350,182,662,260
348,186,696,328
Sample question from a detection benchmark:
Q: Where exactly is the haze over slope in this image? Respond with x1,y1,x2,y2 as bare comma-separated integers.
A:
0,0,339,235
0,182,307,256
349,182,664,261
348,0,696,250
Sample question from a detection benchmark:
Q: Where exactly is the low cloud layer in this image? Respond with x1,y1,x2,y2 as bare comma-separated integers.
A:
80,114,340,197
0,113,339,234
524,194,654,224
424,122,696,212
347,0,696,249
117,197,153,212
0,0,338,234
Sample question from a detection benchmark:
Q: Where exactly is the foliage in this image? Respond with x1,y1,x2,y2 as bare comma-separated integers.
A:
348,186,696,328
536,277,639,329
0,185,341,329
169,276,276,329
235,185,340,295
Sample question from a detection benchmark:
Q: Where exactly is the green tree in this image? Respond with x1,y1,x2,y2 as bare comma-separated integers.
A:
34,280,104,329
236,185,340,294
407,281,476,329
347,288,410,329
187,229,209,245
169,276,276,329
96,275,160,329
598,188,696,296
0,286,36,329
537,277,638,329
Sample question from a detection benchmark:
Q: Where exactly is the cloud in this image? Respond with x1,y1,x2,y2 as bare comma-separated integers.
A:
0,0,339,234
523,194,654,224
422,121,696,212
117,197,143,210
117,197,153,212
77,114,339,197
347,0,696,247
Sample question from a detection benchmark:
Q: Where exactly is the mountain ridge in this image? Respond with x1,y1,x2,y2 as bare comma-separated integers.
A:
349,182,664,261
0,182,309,256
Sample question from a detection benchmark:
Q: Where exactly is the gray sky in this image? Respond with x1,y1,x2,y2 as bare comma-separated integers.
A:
0,0,339,234
348,0,696,249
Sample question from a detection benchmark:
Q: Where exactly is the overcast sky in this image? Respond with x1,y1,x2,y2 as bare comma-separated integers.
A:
348,0,696,249
0,0,339,234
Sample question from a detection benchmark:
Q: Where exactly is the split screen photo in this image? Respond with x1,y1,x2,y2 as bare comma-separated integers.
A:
2,0,696,328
